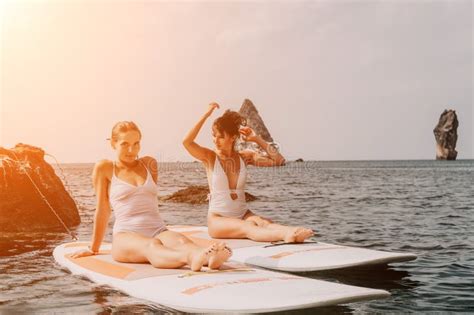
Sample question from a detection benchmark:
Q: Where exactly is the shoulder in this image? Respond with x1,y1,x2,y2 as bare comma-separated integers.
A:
93,159,113,181
139,156,158,178
139,155,158,164
140,155,158,165
94,159,113,172
202,150,217,168
201,147,217,163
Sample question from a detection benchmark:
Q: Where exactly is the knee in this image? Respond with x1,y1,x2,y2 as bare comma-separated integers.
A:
249,216,272,227
147,238,163,250
176,234,192,246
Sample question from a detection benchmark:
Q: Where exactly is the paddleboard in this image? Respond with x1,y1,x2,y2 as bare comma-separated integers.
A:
54,242,390,313
168,225,417,272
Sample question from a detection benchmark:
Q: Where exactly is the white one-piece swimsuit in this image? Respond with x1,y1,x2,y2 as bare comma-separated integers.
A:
109,161,167,238
208,155,249,219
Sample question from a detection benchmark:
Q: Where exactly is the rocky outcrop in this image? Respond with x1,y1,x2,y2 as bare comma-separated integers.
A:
160,185,257,204
433,110,459,160
0,144,80,231
237,99,280,154
239,99,273,142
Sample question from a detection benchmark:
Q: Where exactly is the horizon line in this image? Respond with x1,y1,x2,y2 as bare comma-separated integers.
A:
53,158,474,165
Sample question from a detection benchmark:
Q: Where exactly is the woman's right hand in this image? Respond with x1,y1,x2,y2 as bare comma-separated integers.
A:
206,102,220,116
239,127,259,142
69,248,95,259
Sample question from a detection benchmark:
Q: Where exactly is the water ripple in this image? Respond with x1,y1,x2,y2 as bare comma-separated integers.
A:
1,160,473,313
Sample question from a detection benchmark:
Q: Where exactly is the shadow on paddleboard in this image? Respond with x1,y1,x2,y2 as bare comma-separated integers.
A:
300,264,420,291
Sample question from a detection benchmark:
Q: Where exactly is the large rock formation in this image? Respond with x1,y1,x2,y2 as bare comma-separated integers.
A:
239,99,274,142
160,185,257,204
433,110,459,160
237,99,279,154
0,144,80,231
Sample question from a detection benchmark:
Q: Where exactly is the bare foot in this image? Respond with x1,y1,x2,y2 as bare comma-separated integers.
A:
208,243,233,270
283,227,314,243
295,228,314,243
283,227,300,243
188,244,218,271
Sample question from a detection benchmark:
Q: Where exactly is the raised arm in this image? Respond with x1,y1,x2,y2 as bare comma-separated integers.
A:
182,103,219,164
70,160,112,258
240,127,286,167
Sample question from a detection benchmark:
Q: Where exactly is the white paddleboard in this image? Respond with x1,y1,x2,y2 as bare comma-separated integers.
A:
168,225,417,272
54,242,390,313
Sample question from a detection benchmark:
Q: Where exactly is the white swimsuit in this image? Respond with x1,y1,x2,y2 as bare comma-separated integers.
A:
208,155,249,219
109,161,167,238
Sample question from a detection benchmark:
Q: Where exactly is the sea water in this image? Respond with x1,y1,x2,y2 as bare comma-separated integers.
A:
1,160,473,313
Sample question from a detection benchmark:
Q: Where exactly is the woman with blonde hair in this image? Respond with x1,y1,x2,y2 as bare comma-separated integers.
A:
71,121,231,271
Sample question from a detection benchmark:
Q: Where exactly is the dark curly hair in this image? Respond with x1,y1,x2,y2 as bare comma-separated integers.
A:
213,110,246,138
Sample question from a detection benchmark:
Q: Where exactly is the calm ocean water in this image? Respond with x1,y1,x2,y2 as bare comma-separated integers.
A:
1,160,473,314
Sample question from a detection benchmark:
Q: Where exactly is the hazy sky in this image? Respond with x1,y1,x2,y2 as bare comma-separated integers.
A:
1,0,472,163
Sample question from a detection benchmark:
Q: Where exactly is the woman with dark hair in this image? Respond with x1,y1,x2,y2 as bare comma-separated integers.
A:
70,121,231,271
183,103,314,243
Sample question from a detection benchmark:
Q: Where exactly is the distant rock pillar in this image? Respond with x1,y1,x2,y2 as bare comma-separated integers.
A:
433,109,459,160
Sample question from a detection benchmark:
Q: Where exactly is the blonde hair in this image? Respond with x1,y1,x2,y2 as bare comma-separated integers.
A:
108,121,142,142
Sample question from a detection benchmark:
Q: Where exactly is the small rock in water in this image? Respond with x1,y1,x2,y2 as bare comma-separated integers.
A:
160,185,257,204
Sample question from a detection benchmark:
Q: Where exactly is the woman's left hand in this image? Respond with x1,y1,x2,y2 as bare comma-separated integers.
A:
69,248,95,259
239,127,259,142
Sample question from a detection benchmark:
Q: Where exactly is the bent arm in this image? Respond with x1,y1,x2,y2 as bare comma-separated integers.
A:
89,160,112,253
251,136,286,167
182,106,216,164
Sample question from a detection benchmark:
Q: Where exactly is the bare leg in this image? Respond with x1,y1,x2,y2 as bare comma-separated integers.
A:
243,211,314,242
156,230,232,269
208,213,314,243
208,214,290,242
112,231,215,271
